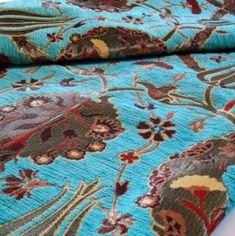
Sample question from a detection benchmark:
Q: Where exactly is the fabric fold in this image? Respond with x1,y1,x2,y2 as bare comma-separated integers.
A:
1,0,235,65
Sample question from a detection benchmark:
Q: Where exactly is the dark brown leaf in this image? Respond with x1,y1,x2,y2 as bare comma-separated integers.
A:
41,127,52,142
115,181,129,196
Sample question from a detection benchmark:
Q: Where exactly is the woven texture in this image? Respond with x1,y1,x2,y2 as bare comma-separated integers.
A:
0,1,235,236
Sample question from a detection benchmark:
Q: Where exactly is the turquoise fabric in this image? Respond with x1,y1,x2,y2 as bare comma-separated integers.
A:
0,1,235,236
1,0,235,65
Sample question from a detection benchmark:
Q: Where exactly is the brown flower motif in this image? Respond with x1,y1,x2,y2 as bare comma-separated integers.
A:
158,210,186,236
60,78,77,86
86,116,124,140
137,117,175,142
65,149,86,160
98,212,134,234
47,32,63,43
66,0,141,12
2,169,50,199
59,48,77,61
70,34,81,43
88,141,106,152
32,153,55,165
22,96,53,108
12,79,43,91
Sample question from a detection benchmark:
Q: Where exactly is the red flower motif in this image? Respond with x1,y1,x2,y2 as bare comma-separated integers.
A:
119,152,139,164
2,169,50,200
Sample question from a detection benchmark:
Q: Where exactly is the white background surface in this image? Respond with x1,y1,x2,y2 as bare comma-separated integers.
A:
211,208,235,236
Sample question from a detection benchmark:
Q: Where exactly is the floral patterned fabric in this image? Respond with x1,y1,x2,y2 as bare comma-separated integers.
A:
1,0,235,65
0,1,235,236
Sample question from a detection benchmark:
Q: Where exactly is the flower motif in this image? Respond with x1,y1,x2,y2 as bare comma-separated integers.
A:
2,169,50,199
65,149,86,160
119,152,139,164
47,32,63,43
59,48,77,61
0,105,16,113
66,0,140,12
219,143,235,158
158,210,186,236
88,141,106,152
70,34,81,43
32,153,55,165
86,116,124,140
159,8,172,19
12,79,43,91
98,212,134,234
137,117,175,142
170,175,226,192
136,194,161,208
190,119,205,133
22,96,53,108
60,78,77,86
96,16,107,22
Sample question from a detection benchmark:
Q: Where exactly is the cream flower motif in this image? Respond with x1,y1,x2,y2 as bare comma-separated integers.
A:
170,175,226,192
